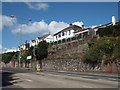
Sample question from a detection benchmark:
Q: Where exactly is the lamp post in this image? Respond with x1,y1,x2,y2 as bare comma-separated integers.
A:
10,15,32,68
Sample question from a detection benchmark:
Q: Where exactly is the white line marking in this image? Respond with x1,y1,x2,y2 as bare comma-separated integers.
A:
25,79,32,82
82,85,93,88
108,78,117,80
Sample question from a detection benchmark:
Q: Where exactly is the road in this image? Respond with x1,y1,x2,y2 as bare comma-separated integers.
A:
1,67,119,89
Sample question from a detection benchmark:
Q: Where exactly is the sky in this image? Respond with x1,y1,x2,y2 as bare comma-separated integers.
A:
1,2,119,53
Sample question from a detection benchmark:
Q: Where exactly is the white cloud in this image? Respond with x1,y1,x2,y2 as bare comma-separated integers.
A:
12,20,84,35
91,25,97,28
49,21,68,34
25,2,49,11
0,15,17,31
90,24,102,28
72,21,83,27
12,20,49,34
5,47,17,53
0,44,7,54
1,15,83,36
0,44,17,54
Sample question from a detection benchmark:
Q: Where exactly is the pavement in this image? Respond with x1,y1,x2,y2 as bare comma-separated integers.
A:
1,67,119,89
17,67,119,77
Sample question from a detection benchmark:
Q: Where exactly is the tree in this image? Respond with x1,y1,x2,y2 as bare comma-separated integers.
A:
2,52,16,64
36,40,49,60
27,46,34,57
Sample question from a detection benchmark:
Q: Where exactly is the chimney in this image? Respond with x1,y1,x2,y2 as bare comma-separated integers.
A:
82,25,84,29
69,24,72,26
112,16,116,25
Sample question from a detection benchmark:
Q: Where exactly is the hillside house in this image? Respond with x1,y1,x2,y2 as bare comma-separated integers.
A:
35,34,53,45
93,16,116,35
74,28,92,38
93,22,113,35
29,40,36,47
17,41,29,51
53,24,83,41
74,16,116,36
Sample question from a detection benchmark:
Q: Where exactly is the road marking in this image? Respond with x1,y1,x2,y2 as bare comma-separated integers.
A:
25,79,33,82
20,73,30,76
108,78,117,80
13,77,20,79
82,85,93,88
98,79,103,80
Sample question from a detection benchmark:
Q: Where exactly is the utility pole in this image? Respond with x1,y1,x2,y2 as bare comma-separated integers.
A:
34,47,37,71
10,15,32,68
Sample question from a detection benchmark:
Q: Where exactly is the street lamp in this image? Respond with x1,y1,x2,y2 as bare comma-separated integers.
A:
10,15,32,68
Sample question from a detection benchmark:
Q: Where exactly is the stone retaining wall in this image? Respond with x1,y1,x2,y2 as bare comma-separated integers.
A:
42,59,104,72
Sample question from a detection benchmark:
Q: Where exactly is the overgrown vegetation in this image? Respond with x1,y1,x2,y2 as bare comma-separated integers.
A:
97,21,120,37
83,21,120,64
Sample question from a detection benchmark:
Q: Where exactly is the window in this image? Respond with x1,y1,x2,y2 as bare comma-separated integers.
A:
62,32,65,36
69,30,71,35
59,33,61,37
56,36,57,39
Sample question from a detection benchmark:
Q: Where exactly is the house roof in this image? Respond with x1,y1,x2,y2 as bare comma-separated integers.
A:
24,40,27,44
37,34,50,40
30,40,35,42
53,24,82,36
74,28,92,33
93,22,112,29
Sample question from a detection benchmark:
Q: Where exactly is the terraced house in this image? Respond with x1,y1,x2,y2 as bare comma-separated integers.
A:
29,40,36,47
35,34,53,45
17,40,29,51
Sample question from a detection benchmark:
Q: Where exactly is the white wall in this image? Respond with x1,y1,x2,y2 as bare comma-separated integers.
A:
35,35,53,44
54,29,75,41
29,41,36,47
44,35,53,43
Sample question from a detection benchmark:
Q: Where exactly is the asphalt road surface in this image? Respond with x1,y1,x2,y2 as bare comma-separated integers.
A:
1,67,119,89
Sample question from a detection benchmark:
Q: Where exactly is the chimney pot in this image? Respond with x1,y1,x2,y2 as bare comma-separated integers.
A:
69,24,72,26
82,25,84,29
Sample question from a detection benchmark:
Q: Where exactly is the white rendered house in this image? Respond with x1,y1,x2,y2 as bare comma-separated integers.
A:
17,40,29,51
53,24,83,41
74,28,91,37
29,40,36,47
35,34,53,45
